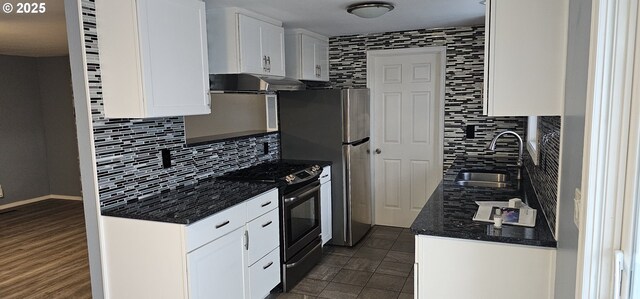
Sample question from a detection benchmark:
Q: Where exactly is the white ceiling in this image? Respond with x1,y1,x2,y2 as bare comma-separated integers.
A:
0,0,485,57
0,0,67,57
205,0,486,36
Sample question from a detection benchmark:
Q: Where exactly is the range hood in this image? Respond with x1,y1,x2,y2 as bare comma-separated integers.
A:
210,74,305,93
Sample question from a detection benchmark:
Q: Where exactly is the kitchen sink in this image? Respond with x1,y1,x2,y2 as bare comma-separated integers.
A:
455,170,510,188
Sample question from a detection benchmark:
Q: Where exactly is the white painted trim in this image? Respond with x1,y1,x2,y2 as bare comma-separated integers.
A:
51,194,83,201
0,196,53,210
577,0,639,297
65,0,106,297
0,194,83,210
366,46,447,225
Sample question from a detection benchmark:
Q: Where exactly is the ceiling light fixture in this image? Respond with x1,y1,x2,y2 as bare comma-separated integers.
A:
347,2,395,18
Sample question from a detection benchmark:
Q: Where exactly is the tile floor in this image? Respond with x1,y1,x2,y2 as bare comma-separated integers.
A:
275,225,415,299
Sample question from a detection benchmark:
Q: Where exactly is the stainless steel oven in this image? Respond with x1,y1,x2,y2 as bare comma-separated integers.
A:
219,161,324,292
281,180,322,291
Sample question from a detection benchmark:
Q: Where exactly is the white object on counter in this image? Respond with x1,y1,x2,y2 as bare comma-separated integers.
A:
493,209,503,228
473,201,537,227
509,198,523,208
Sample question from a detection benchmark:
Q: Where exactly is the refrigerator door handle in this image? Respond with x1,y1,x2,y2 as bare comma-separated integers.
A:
345,137,370,147
343,145,351,244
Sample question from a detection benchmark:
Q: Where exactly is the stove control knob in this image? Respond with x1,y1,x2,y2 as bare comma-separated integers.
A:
285,175,295,183
311,165,320,172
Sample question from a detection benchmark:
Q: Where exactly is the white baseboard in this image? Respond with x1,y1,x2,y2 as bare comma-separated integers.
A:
50,194,83,201
0,194,83,210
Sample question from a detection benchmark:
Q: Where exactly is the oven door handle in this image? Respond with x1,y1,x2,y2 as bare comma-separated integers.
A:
284,183,320,204
285,241,322,269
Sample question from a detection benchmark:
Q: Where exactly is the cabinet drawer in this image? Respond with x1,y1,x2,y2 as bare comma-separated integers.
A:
246,208,280,265
246,189,279,221
248,247,281,299
186,203,247,252
320,166,331,184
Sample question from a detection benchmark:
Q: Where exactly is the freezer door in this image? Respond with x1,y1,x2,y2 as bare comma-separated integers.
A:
342,89,370,143
342,140,372,245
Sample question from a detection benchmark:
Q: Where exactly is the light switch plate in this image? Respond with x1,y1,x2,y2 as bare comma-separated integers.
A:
574,188,581,229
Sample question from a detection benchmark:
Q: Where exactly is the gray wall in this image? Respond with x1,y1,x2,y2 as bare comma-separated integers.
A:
0,55,51,204
0,55,81,205
555,0,592,296
38,56,82,196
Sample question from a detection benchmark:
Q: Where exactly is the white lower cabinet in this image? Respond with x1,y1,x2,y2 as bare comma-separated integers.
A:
414,235,556,299
102,188,280,299
320,166,332,245
187,227,246,299
248,248,281,299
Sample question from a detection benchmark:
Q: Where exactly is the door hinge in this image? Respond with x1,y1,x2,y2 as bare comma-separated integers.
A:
614,250,624,299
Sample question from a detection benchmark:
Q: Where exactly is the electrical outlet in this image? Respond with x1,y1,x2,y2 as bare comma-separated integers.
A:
574,188,581,229
0,184,4,198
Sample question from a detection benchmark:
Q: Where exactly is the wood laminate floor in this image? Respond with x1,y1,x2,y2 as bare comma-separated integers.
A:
0,199,92,299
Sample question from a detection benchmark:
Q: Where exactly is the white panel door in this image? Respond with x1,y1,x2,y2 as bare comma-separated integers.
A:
187,227,246,299
371,49,443,227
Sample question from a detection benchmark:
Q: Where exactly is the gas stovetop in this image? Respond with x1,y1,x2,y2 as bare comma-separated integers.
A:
221,161,322,185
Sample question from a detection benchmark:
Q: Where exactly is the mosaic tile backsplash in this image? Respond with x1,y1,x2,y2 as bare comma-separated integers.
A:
525,116,561,236
329,26,527,172
82,0,279,208
329,27,559,235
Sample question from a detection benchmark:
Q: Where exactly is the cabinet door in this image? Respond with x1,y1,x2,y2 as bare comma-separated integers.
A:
238,14,265,75
137,0,210,117
187,227,246,299
315,39,329,81
320,180,332,245
248,248,281,299
483,0,566,116
246,208,280,265
261,22,286,77
300,35,317,80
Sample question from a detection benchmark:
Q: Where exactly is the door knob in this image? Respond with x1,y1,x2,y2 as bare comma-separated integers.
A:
375,148,382,154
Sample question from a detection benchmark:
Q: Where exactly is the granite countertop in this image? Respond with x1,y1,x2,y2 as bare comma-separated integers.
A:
101,178,279,225
410,155,557,248
280,159,332,168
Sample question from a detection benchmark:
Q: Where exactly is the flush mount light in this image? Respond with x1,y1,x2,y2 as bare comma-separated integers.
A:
347,2,395,18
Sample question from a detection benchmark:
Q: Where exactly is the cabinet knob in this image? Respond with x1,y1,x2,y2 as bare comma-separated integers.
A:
375,148,382,154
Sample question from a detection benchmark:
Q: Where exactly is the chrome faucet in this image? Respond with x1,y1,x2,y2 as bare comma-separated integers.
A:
488,130,524,167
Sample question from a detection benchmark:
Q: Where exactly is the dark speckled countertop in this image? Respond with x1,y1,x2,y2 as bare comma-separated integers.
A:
101,178,279,225
410,155,557,248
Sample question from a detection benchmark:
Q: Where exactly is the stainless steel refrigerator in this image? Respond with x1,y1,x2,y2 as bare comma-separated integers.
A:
279,88,372,246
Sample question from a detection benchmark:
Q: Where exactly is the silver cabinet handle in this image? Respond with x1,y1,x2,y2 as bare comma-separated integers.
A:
375,148,382,154
263,261,273,269
262,221,273,228
261,201,272,207
244,230,249,250
215,220,230,229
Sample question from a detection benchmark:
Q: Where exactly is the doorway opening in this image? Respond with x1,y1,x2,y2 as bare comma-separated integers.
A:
367,47,446,228
0,1,91,297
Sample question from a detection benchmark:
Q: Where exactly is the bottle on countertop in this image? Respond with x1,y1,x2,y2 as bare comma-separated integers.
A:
494,208,503,229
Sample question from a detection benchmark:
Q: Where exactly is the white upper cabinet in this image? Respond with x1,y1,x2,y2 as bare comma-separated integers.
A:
208,8,285,77
285,29,330,81
483,0,568,116
96,0,211,118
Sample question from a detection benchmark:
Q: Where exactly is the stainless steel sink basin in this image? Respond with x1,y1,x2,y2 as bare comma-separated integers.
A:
455,170,510,188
